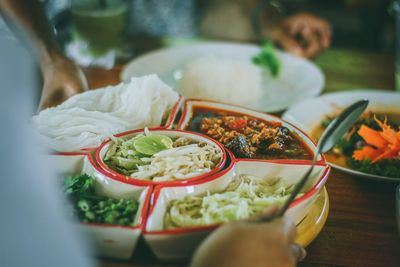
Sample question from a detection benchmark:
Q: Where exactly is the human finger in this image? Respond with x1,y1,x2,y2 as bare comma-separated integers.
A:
273,33,304,57
302,36,323,58
248,205,280,222
290,243,307,262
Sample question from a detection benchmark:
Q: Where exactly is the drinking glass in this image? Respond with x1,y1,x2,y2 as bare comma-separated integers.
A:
69,0,129,65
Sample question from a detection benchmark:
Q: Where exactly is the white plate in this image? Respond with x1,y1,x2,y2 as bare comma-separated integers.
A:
121,41,325,112
282,90,400,182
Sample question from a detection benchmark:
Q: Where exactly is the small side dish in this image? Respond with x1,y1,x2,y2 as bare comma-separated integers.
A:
103,130,223,182
187,109,312,160
64,174,139,225
164,174,295,229
314,112,400,178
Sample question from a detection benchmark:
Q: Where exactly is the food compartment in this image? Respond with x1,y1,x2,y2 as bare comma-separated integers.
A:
144,160,330,260
51,153,151,259
96,128,227,186
177,99,322,162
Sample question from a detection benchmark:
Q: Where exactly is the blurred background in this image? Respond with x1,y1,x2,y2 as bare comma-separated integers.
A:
43,0,396,55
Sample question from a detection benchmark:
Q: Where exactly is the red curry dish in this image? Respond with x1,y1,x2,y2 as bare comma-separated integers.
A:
187,110,312,160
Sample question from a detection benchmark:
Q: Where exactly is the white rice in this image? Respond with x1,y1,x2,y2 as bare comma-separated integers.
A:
179,57,263,106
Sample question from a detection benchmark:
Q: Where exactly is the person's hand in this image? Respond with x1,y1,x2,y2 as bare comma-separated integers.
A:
265,13,331,59
190,216,306,267
39,56,88,111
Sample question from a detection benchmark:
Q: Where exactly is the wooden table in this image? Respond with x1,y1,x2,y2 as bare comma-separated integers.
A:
84,48,400,267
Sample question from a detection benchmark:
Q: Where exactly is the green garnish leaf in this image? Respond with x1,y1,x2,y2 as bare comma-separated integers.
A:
133,134,173,156
252,39,281,78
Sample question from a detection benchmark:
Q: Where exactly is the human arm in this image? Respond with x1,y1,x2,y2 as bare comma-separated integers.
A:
0,0,87,110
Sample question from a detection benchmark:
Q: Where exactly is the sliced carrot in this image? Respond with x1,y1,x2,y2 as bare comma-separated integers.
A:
357,125,387,149
352,146,381,161
371,147,399,163
352,116,400,163
375,116,399,146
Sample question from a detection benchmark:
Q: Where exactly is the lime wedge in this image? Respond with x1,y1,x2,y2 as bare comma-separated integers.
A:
133,134,173,156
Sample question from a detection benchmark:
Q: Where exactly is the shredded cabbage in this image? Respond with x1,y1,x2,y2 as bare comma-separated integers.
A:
164,175,297,229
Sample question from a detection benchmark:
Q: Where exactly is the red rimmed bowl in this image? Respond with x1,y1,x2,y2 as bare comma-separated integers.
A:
143,160,330,260
177,99,324,164
48,152,152,260
95,128,227,186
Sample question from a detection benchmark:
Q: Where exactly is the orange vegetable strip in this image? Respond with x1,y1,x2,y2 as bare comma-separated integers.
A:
352,146,381,161
357,125,388,149
374,116,399,145
371,147,400,163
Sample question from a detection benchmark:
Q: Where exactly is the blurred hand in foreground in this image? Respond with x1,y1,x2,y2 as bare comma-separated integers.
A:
266,13,331,59
39,56,87,111
0,0,87,111
190,216,305,267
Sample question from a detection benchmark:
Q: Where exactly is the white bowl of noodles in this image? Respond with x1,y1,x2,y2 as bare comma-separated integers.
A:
96,128,227,186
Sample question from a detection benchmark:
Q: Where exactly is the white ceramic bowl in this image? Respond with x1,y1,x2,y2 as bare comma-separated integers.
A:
95,128,227,186
144,160,330,260
177,99,322,163
50,152,152,259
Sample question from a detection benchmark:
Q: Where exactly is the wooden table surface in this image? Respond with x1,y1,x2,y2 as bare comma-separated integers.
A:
83,48,400,267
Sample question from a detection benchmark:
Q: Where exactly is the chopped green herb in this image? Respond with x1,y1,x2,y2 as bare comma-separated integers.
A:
64,174,139,226
252,39,281,78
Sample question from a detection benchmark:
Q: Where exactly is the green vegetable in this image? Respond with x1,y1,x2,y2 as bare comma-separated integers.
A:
64,174,139,226
104,131,176,176
133,134,173,156
252,39,281,78
348,158,400,178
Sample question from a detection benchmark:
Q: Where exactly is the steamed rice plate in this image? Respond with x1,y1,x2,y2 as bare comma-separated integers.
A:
179,57,262,106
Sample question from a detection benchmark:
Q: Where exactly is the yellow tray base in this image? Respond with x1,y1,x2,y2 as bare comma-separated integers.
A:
295,186,329,247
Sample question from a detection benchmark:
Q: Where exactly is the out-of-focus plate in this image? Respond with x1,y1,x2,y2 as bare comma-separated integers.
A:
121,41,325,112
282,90,400,182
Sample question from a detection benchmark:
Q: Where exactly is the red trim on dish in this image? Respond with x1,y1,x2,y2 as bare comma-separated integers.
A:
80,147,97,152
144,161,330,235
95,128,227,187
177,98,293,129
235,158,327,166
53,151,89,156
162,96,184,129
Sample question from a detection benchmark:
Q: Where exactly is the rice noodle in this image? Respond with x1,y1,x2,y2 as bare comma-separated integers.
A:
132,143,221,182
32,75,179,152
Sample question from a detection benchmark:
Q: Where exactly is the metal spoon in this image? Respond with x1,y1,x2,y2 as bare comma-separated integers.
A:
267,99,369,220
